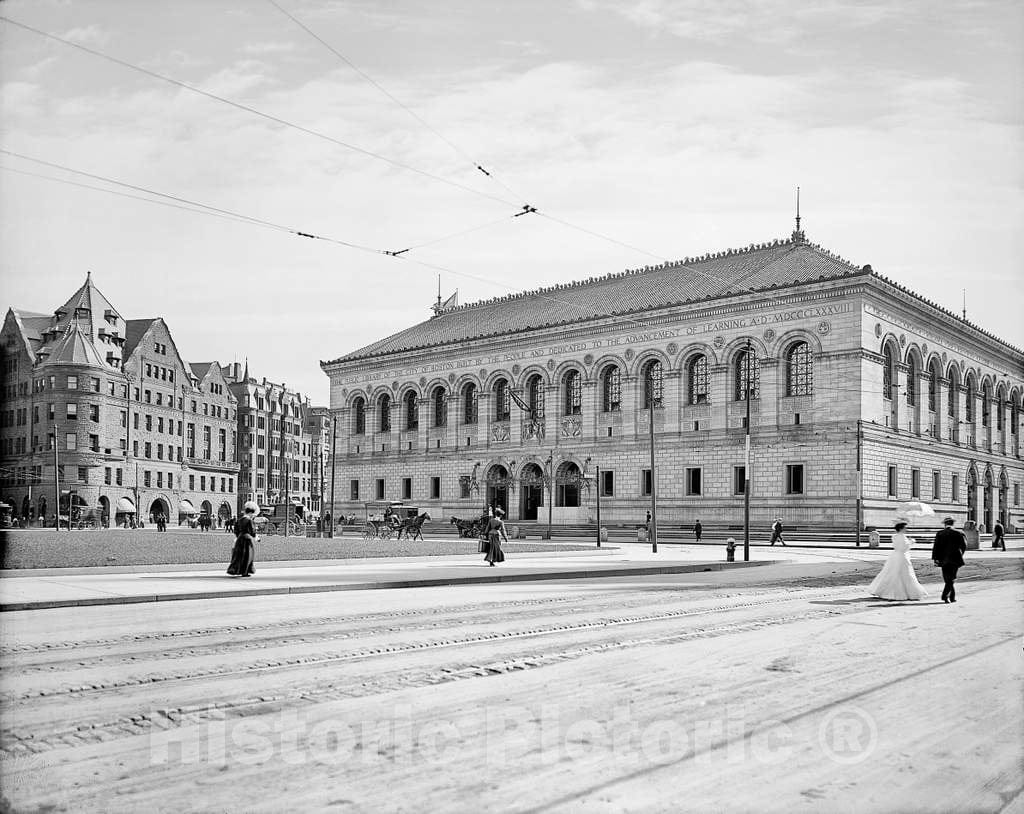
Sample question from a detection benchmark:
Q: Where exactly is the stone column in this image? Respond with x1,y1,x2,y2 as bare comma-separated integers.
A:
758,358,780,429
581,379,599,442
914,370,929,436
892,362,909,431
620,375,639,440
708,364,729,431
933,378,947,441
476,393,491,448
664,369,682,434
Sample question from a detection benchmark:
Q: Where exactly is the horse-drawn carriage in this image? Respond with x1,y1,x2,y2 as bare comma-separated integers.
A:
362,502,431,541
449,512,491,539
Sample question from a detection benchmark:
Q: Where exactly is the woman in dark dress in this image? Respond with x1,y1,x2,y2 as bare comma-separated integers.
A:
484,510,508,566
227,501,259,577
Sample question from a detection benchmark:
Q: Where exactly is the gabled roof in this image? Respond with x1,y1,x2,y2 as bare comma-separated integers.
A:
189,362,215,382
123,318,157,361
53,272,123,341
325,235,864,365
41,319,109,368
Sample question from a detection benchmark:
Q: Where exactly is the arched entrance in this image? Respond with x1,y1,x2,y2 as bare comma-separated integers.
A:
37,496,47,524
218,501,232,526
21,495,30,520
98,496,110,527
148,497,169,523
484,465,510,516
200,500,213,517
966,467,978,523
556,461,581,508
519,463,545,521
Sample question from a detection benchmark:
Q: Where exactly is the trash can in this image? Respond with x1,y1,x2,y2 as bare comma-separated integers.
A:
963,520,980,550
867,527,880,549
637,527,648,542
600,526,608,543
726,537,736,562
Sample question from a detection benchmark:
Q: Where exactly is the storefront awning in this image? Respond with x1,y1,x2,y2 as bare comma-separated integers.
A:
179,499,197,514
116,497,136,513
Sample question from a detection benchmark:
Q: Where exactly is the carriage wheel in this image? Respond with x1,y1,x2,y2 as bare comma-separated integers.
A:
362,523,376,540
380,525,394,541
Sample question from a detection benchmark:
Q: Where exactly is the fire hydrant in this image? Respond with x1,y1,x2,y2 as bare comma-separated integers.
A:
726,537,736,562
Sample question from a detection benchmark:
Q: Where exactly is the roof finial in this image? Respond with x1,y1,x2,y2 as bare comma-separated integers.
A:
791,186,806,244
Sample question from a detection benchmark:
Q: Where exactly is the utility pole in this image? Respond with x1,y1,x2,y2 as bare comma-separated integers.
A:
855,419,863,546
595,464,601,548
52,426,60,530
545,453,553,541
649,397,657,554
743,338,752,562
329,414,337,538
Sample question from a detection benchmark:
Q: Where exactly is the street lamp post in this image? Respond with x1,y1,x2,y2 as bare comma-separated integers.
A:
595,464,601,548
743,339,752,562
52,425,60,531
855,419,863,546
545,453,554,541
649,398,657,554
329,414,337,538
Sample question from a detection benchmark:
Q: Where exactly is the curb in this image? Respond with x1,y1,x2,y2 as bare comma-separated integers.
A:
0,560,771,613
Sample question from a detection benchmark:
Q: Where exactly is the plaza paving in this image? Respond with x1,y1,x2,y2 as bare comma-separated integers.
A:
0,548,1020,813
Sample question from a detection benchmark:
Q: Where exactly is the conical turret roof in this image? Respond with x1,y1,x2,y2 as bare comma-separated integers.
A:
41,318,110,369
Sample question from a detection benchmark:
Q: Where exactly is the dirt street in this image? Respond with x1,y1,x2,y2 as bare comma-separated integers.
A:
1,560,1021,812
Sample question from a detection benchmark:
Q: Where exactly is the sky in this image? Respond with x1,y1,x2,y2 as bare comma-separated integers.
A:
1,0,1022,404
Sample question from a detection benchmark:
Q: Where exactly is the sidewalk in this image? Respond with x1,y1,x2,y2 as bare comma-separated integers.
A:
0,546,792,612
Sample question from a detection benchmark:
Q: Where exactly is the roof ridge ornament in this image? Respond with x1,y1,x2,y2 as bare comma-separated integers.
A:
791,186,807,244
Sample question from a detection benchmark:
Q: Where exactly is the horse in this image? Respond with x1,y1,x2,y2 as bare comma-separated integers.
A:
450,516,481,538
398,511,432,541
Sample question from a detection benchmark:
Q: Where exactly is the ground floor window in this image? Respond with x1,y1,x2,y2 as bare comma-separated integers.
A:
350,479,359,500
733,466,746,495
641,468,652,497
376,478,385,500
932,471,941,501
911,468,920,499
430,476,441,499
685,467,702,496
887,465,897,498
600,470,614,497
952,474,959,502
402,477,412,500
786,464,805,495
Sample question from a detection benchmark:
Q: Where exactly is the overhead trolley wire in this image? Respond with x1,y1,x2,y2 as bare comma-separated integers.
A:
0,14,521,211
3,149,783,338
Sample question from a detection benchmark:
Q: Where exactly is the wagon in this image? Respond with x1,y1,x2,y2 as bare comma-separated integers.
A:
362,501,418,540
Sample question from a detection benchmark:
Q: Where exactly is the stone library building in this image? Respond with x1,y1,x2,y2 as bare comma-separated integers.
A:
322,226,1023,533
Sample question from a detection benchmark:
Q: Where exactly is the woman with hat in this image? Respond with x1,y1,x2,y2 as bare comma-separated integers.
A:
868,521,927,600
227,500,259,577
484,507,508,566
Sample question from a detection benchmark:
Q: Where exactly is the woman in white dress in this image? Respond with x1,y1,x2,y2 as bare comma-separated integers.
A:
869,522,928,600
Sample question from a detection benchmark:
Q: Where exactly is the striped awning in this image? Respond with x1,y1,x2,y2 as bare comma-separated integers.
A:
179,499,197,514
116,497,136,513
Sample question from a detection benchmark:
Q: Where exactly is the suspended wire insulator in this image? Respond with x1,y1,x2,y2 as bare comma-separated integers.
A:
295,231,317,239
514,205,538,218
476,165,492,177
385,248,411,257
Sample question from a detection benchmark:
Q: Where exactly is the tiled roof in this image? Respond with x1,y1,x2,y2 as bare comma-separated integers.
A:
326,235,863,364
189,362,215,382
41,319,109,368
123,319,157,361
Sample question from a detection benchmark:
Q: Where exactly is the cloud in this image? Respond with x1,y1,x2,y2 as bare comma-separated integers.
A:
241,42,297,56
59,24,109,46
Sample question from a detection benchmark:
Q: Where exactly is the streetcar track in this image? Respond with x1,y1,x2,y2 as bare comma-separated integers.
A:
1,585,858,702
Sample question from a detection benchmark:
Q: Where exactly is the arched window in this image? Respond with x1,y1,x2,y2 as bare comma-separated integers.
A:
965,376,975,422
601,365,621,412
378,394,391,433
564,370,581,415
494,378,511,421
785,342,813,396
882,344,896,400
996,385,1006,431
463,383,478,425
404,390,418,430
905,356,918,406
432,386,447,427
643,360,663,409
982,381,992,427
687,355,709,405
928,360,941,413
1011,395,1020,437
947,367,959,418
527,375,545,418
735,348,760,400
353,397,366,435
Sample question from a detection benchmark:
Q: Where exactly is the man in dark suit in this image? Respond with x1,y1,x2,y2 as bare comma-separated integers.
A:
932,517,967,603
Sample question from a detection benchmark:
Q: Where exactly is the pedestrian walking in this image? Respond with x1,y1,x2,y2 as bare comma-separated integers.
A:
992,520,1006,551
868,522,927,600
931,516,967,603
770,518,786,546
694,520,703,542
484,509,508,566
227,501,259,577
